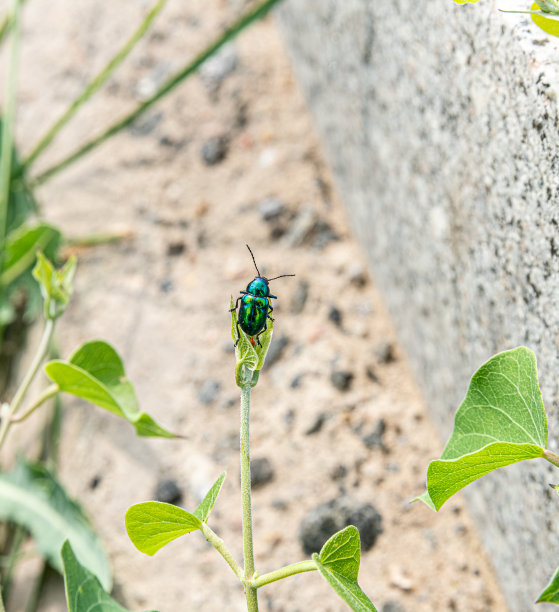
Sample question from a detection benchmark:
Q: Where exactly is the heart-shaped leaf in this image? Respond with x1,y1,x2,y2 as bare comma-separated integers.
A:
126,471,226,555
44,341,176,438
312,526,377,612
0,460,111,590
62,541,156,612
125,502,201,556
419,347,547,510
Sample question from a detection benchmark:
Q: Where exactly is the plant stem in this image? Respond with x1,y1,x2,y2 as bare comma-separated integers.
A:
0,318,54,450
543,448,559,468
0,0,21,260
252,560,317,589
240,383,258,611
30,0,284,187
9,384,58,423
22,0,167,170
199,522,243,580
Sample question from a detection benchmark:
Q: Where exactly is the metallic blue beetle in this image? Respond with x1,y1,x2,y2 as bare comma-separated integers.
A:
231,245,295,347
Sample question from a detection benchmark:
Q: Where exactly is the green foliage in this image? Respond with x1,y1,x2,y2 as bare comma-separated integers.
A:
418,347,547,510
538,567,559,604
32,251,76,320
44,340,176,438
62,541,156,612
0,459,111,589
193,471,226,522
312,526,377,612
126,471,226,555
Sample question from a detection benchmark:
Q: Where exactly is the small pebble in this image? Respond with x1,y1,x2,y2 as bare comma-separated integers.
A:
382,602,406,612
129,112,163,136
198,379,221,405
259,197,286,221
362,419,386,450
199,44,238,91
374,341,397,364
330,369,354,392
166,241,186,256
330,464,347,481
305,412,328,435
265,336,289,367
388,564,414,592
291,281,309,314
365,365,379,383
347,262,368,287
160,278,174,293
154,479,183,505
328,305,343,327
201,136,228,166
251,457,274,489
284,206,317,247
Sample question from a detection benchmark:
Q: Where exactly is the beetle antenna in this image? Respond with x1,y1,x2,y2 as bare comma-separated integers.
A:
268,273,296,281
246,244,261,276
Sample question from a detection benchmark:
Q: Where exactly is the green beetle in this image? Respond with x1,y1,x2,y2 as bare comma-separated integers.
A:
231,245,295,347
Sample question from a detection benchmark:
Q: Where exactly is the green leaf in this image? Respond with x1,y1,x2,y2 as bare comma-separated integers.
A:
534,0,559,12
419,347,547,511
2,223,61,287
44,340,176,438
62,541,157,612
0,460,111,590
193,471,226,522
230,296,273,387
125,502,202,556
531,2,559,36
312,526,377,612
538,566,559,603
32,251,76,320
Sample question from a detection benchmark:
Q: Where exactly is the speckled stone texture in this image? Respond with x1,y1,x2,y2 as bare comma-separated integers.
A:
278,1,559,610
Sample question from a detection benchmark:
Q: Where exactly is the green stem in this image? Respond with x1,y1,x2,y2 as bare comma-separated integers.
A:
0,585,5,612
0,318,54,450
252,560,317,588
0,0,21,259
240,383,258,611
199,522,243,580
0,0,28,48
543,448,559,469
9,384,58,423
30,0,284,187
22,0,167,170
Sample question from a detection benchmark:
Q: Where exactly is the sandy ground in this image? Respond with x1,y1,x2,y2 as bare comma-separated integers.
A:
2,0,509,610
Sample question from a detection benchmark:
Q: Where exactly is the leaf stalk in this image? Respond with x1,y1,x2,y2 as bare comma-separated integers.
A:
251,560,317,588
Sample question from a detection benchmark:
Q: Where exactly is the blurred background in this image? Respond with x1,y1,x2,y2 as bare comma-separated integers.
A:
0,1,508,610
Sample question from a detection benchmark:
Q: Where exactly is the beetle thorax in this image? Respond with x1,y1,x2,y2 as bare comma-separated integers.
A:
246,277,269,297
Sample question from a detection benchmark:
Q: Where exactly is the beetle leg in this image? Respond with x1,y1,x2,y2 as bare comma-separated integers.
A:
229,296,243,312
255,319,269,347
234,321,242,347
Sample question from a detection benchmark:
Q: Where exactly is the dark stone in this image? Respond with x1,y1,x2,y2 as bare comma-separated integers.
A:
330,369,354,391
198,379,221,405
129,112,163,137
362,419,387,450
347,263,368,287
374,341,397,364
166,241,186,256
89,475,101,490
290,374,303,388
154,479,183,505
328,305,343,327
265,336,289,367
250,457,274,489
305,412,328,435
259,197,286,221
330,464,347,481
291,280,309,314
299,496,383,555
201,136,228,166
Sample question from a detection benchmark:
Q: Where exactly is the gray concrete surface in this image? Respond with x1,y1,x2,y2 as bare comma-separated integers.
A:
278,1,559,609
